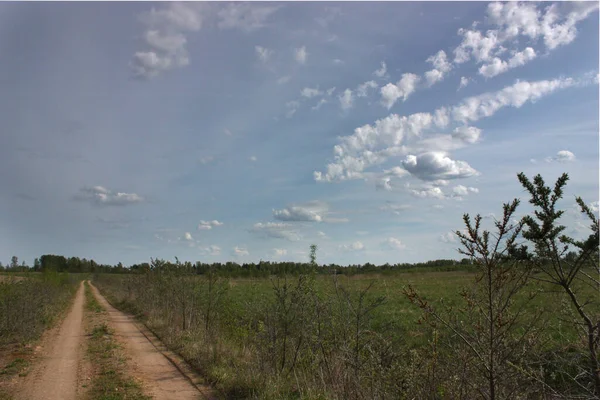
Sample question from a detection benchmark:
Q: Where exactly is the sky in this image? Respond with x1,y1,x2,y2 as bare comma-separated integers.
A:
1,1,599,267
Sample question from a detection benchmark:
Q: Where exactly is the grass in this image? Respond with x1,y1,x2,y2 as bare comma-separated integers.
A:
84,282,150,400
93,268,598,399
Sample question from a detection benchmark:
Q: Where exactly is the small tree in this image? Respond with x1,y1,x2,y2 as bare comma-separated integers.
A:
406,199,543,399
10,256,18,270
517,172,600,395
310,244,318,267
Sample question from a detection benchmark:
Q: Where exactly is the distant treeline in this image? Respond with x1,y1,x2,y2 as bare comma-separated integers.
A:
0,254,476,276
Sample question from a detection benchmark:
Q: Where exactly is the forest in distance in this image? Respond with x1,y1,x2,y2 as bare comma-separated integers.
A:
1,172,599,400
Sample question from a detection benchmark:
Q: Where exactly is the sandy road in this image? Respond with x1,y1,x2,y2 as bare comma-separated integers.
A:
88,282,210,400
12,280,212,400
16,280,86,400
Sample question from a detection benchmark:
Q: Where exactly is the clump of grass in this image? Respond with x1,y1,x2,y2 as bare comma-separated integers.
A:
0,358,29,377
85,282,104,314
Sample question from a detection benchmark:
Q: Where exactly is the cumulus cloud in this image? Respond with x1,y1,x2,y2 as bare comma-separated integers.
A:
232,246,249,257
273,200,328,222
424,50,452,86
251,222,301,241
286,101,300,118
301,87,323,98
356,80,378,97
75,186,144,206
295,46,308,64
339,241,364,252
131,3,204,78
272,248,287,257
374,61,388,78
402,152,479,181
379,202,411,215
339,89,354,110
197,220,224,230
217,3,280,32
255,46,273,63
410,186,445,199
546,150,576,163
200,245,221,256
452,77,578,123
458,76,471,90
452,185,479,198
440,231,458,243
315,73,594,189
383,237,406,250
479,47,536,78
452,2,598,77
452,126,482,143
380,73,420,109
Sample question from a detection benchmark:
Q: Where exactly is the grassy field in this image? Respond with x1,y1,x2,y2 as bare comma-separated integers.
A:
93,266,598,399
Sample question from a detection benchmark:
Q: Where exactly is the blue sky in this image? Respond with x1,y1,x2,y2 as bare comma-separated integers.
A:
1,1,598,266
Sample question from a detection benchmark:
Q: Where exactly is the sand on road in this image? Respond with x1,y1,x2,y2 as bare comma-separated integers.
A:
16,280,86,400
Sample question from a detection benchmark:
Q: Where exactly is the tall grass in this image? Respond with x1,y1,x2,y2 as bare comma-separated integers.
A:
0,271,79,344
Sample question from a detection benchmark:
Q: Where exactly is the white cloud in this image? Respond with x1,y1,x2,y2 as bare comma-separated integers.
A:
439,231,458,243
452,126,482,144
356,80,378,97
339,241,365,252
251,222,301,241
479,47,536,78
374,61,387,78
232,246,249,257
217,3,280,32
273,200,328,222
375,177,393,191
424,50,452,86
380,73,420,109
272,248,287,257
452,77,578,123
312,98,327,110
277,76,291,85
453,2,598,76
546,150,576,163
402,152,479,181
183,232,194,241
317,231,327,238
383,237,406,250
249,156,257,162
458,76,471,90
255,46,273,63
223,128,233,136
197,220,223,230
315,73,594,188
75,186,144,206
295,46,308,64
339,89,354,110
200,245,221,256
132,3,203,78
410,186,446,199
285,101,300,118
452,185,479,197
380,203,411,215
301,87,323,98
333,58,344,65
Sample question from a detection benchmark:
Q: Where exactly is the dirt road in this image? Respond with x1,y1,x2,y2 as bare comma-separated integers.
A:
16,280,86,400
12,281,212,400
88,282,210,400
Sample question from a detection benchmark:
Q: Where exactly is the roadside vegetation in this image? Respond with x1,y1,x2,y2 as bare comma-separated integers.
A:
83,281,150,400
